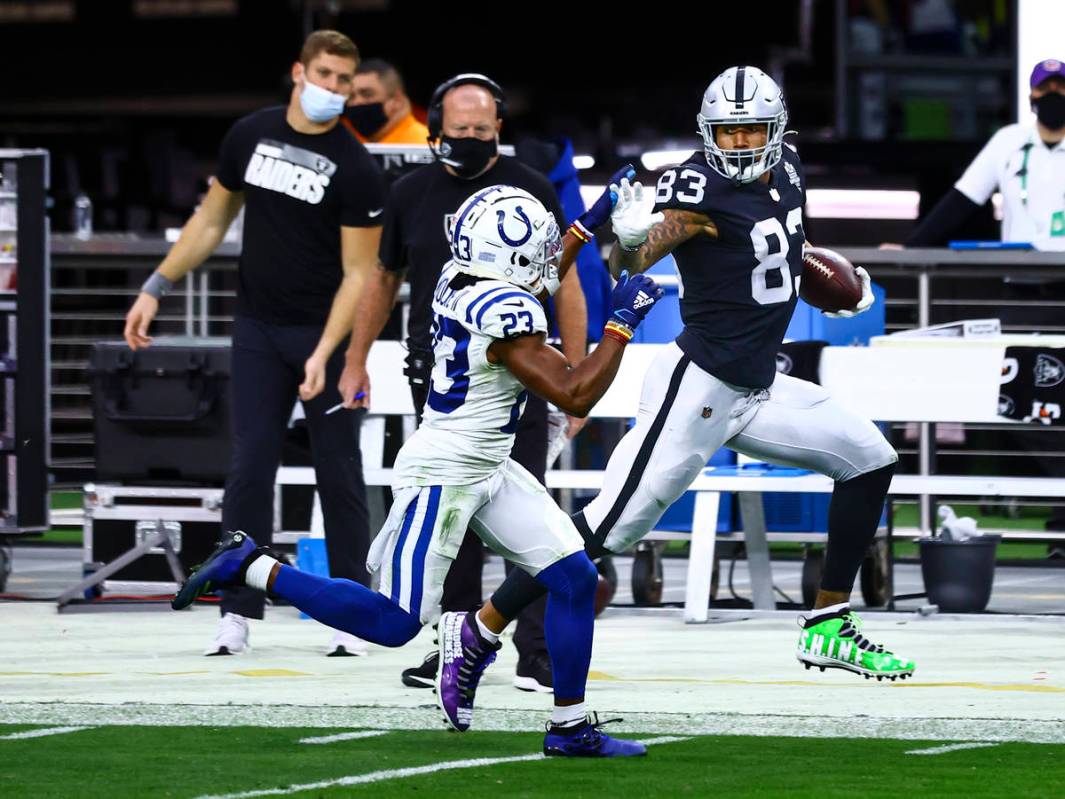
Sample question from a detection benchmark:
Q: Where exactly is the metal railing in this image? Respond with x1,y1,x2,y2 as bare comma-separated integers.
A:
839,247,1065,532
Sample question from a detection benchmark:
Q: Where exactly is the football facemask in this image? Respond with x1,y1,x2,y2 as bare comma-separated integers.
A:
697,65,788,184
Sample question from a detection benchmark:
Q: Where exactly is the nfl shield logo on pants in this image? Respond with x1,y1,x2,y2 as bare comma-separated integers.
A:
701,406,713,419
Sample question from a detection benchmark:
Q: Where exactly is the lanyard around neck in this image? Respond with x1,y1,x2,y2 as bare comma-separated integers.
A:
1018,139,1033,206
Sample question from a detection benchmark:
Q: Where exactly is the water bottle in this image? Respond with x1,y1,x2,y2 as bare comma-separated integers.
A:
73,192,93,240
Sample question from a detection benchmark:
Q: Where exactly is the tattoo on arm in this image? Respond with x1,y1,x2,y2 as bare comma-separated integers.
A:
608,210,716,277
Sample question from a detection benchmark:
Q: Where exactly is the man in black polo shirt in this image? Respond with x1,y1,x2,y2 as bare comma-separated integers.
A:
124,30,385,656
340,74,587,693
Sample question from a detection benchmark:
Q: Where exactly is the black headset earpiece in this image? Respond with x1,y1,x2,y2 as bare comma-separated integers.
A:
426,72,507,140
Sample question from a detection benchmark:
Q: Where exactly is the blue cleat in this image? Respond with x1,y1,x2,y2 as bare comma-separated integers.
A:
171,531,256,610
543,713,647,758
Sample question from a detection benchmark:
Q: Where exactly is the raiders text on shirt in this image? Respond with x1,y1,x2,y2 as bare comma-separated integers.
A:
243,139,337,205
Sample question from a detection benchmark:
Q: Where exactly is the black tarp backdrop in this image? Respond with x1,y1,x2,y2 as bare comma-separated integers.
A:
0,0,1008,240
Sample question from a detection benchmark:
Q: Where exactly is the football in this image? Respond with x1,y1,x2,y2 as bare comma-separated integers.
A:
799,246,863,312
594,574,616,616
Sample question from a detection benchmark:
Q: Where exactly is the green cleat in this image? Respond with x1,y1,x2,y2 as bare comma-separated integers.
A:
796,608,915,681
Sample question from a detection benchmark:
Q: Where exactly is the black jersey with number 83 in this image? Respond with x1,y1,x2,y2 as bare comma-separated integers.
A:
652,145,806,389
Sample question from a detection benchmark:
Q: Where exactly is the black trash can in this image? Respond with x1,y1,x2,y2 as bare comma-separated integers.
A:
918,534,1001,613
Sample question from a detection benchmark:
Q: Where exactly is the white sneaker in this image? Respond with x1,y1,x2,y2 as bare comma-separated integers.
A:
327,630,368,657
204,612,250,656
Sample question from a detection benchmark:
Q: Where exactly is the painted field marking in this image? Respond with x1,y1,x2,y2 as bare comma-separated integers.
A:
5,704,1062,745
906,742,1000,756
587,672,1065,694
196,736,690,799
0,726,94,741
635,736,692,745
299,730,389,745
0,672,108,677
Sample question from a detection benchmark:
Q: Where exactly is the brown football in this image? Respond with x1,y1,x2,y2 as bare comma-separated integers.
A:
800,246,862,312
594,574,615,616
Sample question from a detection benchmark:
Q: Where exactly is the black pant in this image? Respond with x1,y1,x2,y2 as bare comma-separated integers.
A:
410,378,548,657
221,315,370,619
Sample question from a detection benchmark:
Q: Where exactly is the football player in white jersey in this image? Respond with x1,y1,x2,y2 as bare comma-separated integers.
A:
172,178,664,757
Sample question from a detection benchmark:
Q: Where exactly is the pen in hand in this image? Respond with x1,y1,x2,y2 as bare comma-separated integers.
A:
325,391,366,415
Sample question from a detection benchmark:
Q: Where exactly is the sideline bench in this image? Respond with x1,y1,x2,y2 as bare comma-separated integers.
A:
278,341,1065,622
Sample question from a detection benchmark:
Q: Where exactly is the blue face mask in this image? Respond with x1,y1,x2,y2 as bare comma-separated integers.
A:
299,79,346,123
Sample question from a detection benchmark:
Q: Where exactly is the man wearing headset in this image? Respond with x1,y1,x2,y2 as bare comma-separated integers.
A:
339,73,588,694
907,58,1065,249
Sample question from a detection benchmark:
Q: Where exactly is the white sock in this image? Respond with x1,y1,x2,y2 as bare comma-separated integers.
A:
808,601,849,620
551,702,587,728
244,554,278,592
474,612,500,645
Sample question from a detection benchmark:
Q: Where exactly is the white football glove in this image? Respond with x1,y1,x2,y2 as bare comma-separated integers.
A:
823,266,874,318
610,177,664,250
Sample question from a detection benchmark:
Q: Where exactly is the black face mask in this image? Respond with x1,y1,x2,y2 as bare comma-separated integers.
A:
435,135,498,179
1034,92,1065,130
344,103,388,138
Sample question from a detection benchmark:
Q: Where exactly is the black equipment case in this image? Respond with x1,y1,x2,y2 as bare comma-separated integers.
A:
89,337,232,484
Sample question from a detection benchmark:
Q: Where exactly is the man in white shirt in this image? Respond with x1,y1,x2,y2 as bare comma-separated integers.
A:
904,59,1065,545
907,58,1065,249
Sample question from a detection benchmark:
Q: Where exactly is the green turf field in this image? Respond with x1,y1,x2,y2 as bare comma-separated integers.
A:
1,724,1061,798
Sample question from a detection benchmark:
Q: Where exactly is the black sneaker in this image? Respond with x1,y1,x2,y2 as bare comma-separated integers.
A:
513,650,553,693
401,649,438,689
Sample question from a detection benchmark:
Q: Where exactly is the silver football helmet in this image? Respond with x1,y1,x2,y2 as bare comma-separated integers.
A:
697,66,788,184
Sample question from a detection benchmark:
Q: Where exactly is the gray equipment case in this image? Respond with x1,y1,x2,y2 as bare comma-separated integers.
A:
82,483,223,593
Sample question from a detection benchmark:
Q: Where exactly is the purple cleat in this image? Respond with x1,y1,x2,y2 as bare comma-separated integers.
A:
436,610,501,732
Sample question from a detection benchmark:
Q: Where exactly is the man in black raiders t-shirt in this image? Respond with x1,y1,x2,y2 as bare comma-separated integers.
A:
124,31,386,657
339,74,588,694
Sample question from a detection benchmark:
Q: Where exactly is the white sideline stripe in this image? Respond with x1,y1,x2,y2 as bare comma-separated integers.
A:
906,742,1000,756
0,726,93,741
635,735,692,745
196,736,689,799
3,704,1064,744
298,730,389,745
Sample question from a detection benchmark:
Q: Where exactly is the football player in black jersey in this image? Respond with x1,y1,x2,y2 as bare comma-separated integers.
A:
476,66,914,698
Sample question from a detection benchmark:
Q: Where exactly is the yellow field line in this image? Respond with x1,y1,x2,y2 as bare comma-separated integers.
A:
586,671,1064,693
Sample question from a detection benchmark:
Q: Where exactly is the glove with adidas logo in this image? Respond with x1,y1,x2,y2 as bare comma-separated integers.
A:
610,270,664,331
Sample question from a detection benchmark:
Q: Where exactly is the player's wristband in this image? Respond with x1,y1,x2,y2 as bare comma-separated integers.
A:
603,319,634,344
568,220,592,244
141,271,174,300
618,238,644,252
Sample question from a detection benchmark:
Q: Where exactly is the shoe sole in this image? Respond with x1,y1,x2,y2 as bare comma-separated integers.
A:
544,744,648,758
204,645,249,657
172,534,249,610
402,674,436,689
327,647,367,657
173,572,215,611
796,651,914,681
435,612,467,732
513,675,552,693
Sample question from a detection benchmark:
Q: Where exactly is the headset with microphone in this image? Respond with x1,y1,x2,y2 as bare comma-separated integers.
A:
426,73,507,167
